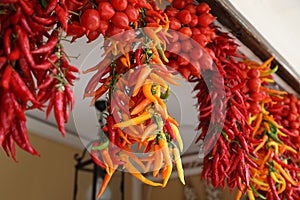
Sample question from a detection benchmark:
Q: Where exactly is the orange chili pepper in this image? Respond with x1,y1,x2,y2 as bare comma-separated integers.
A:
143,79,158,105
252,113,263,138
96,167,116,199
132,66,152,97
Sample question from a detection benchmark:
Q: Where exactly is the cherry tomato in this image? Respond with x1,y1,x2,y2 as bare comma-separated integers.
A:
192,34,208,46
289,94,298,103
191,27,201,36
290,102,298,114
177,10,191,25
177,53,189,66
98,20,109,35
181,39,193,53
248,102,261,115
169,31,179,42
111,12,129,29
169,17,181,30
197,3,211,14
172,0,186,9
111,0,128,11
178,66,191,80
97,2,115,20
184,4,196,14
168,59,180,70
247,68,260,78
189,14,198,27
247,78,261,92
165,6,179,17
287,113,297,122
80,9,100,31
108,24,124,37
190,47,203,60
167,42,181,54
284,97,291,104
249,92,264,102
125,4,139,22
198,13,215,27
86,30,101,43
290,121,300,129
179,27,192,40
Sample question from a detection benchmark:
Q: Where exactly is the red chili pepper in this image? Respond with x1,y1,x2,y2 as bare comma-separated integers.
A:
18,57,35,90
8,133,17,162
45,0,58,14
55,5,68,31
267,175,281,200
3,28,12,56
10,92,26,121
31,15,56,26
8,43,21,61
54,91,66,136
1,65,13,90
31,30,59,54
19,14,33,34
212,153,220,187
19,0,34,15
65,84,75,110
34,54,57,70
0,57,7,70
164,120,176,141
14,25,36,67
46,92,56,119
63,91,69,123
107,115,116,144
135,48,142,66
91,150,106,168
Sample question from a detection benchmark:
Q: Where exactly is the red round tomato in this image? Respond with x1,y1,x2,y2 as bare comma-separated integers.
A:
192,34,208,46
181,39,193,53
125,4,139,22
110,0,127,11
287,113,297,122
177,53,189,66
98,2,115,20
178,66,191,80
177,10,191,25
190,47,203,60
185,4,196,14
80,9,100,31
248,102,261,115
111,12,129,29
247,68,260,78
189,14,198,27
191,27,201,36
167,42,181,54
172,0,186,9
198,13,215,27
98,20,109,35
165,6,179,17
179,27,192,40
249,92,264,102
290,102,298,114
168,59,180,70
290,121,300,129
86,30,101,43
284,97,291,104
247,78,261,92
289,94,298,103
169,17,181,30
108,24,124,37
197,3,211,14
169,31,179,42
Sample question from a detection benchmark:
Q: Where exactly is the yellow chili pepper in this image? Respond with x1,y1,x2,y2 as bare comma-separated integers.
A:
268,141,279,156
171,123,183,152
114,111,152,128
153,144,163,177
247,190,255,200
276,173,286,194
270,172,282,183
158,134,172,188
141,123,158,142
143,79,159,105
274,161,299,186
119,152,162,186
250,178,269,187
258,56,274,69
173,146,185,185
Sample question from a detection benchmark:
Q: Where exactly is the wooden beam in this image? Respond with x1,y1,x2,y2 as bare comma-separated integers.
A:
201,0,300,94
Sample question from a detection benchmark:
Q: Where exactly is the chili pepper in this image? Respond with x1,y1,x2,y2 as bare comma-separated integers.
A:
64,84,75,110
0,57,7,70
19,13,33,34
31,15,56,26
173,146,185,184
14,25,35,67
44,0,58,14
3,28,12,56
54,90,66,136
10,92,26,121
274,161,299,186
164,120,175,141
55,5,68,31
89,84,109,106
114,111,152,128
63,92,69,123
267,175,281,200
160,86,170,99
31,31,58,54
170,123,183,152
132,66,152,97
1,65,13,90
158,134,172,187
146,10,166,23
100,148,114,174
96,167,116,199
260,65,278,77
91,144,106,168
156,43,169,63
212,153,220,187
107,115,116,145
273,156,300,171
135,48,143,66
152,144,163,177
19,0,34,15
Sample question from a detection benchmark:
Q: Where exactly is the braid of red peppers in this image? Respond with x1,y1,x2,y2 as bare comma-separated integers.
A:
0,1,78,159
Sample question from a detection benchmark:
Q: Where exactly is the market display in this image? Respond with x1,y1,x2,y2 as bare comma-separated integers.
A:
0,0,299,199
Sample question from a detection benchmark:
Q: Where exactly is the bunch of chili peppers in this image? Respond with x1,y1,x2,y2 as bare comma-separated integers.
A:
234,58,300,200
0,0,78,159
